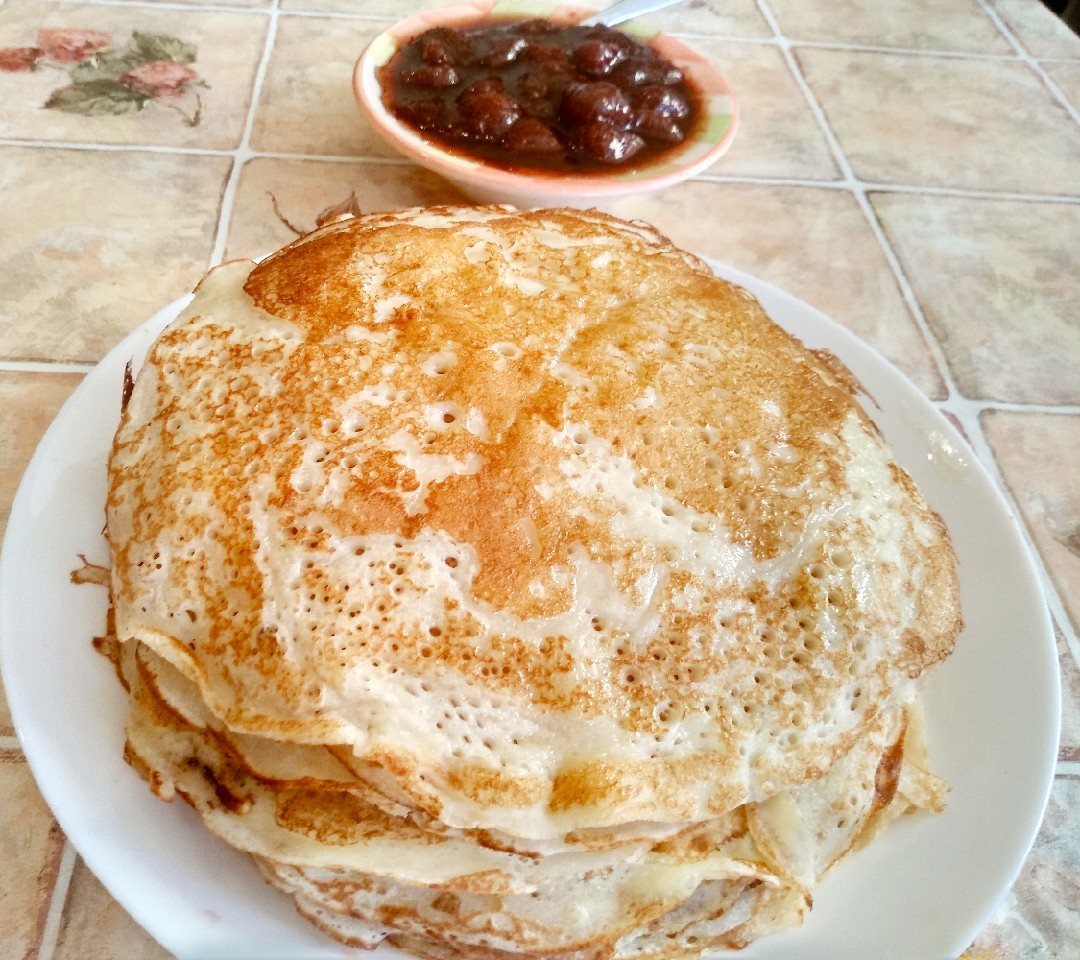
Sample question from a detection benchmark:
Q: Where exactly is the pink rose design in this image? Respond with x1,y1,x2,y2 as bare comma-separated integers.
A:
0,46,44,71
121,60,198,99
37,28,111,63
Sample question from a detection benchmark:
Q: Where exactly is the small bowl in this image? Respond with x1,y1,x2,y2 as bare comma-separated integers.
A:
353,1,738,208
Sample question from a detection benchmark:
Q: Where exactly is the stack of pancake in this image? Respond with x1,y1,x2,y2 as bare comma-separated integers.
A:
101,206,962,955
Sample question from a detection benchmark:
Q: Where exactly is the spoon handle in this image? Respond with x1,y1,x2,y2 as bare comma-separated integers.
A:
579,0,685,27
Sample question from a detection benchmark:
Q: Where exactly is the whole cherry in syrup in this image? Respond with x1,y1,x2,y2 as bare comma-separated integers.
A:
380,18,703,174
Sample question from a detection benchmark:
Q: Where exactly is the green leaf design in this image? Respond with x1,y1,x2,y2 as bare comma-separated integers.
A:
44,80,147,117
69,54,140,84
127,31,197,65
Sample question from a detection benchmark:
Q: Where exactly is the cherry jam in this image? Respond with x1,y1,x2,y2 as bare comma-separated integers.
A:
380,18,703,175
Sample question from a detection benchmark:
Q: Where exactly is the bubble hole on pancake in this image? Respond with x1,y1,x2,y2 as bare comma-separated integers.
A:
106,205,961,844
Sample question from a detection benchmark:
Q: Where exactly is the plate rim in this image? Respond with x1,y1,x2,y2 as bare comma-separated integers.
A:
0,258,1060,960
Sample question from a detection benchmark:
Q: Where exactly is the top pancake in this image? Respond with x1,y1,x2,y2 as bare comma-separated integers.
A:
106,205,961,838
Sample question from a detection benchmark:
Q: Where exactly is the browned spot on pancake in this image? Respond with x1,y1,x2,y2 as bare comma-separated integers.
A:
873,725,905,810
444,764,546,810
275,788,444,846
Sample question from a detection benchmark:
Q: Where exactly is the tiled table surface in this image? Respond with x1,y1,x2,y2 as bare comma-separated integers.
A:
1,0,1078,957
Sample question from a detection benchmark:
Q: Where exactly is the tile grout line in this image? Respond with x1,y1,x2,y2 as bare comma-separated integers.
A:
1030,61,1080,127
0,361,96,374
936,410,1080,777
751,0,965,409
692,172,1080,205
943,394,1080,720
682,29,1079,64
206,0,283,267
35,840,77,960
22,0,1080,69
0,142,1077,206
37,0,279,14
746,36,1044,61
0,138,236,156
975,0,1080,128
960,401,1080,415
746,0,1080,610
757,0,1080,786
4,2,1076,641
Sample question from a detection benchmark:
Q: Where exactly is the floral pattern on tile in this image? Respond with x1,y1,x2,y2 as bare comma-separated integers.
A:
225,156,466,260
687,38,839,180
767,0,1013,54
0,750,66,958
987,0,1080,59
980,410,1080,638
0,0,267,148
873,193,1080,404
0,27,208,126
250,14,394,158
53,857,176,960
795,46,1080,195
964,776,1080,959
0,145,228,364
613,180,946,397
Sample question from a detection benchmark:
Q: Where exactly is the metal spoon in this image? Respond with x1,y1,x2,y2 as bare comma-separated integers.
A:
579,0,685,27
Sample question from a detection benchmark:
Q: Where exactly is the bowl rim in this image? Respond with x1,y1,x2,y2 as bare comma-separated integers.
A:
352,0,739,200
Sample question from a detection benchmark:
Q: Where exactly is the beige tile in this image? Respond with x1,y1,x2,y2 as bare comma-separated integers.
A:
691,39,839,180
0,369,84,553
224,156,468,261
273,0,774,36
964,775,1080,958
612,180,946,398
621,0,773,38
277,0,440,14
873,193,1080,404
768,0,1013,54
53,857,175,960
980,411,1080,637
0,749,66,958
0,0,268,149
988,0,1080,58
0,146,228,364
1053,620,1080,763
250,14,391,158
0,683,10,737
136,0,270,7
795,47,1080,195
1043,59,1080,116
0,371,81,736
0,337,72,729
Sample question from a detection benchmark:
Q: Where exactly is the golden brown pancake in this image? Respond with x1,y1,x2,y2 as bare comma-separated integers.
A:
103,205,961,952
114,629,932,958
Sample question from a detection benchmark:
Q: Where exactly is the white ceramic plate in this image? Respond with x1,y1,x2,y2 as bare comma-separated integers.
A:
0,261,1059,960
